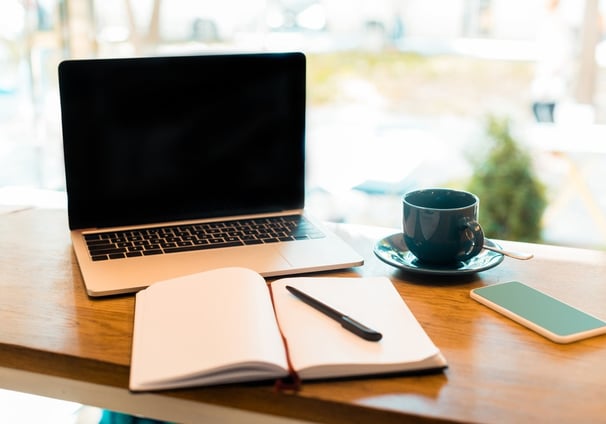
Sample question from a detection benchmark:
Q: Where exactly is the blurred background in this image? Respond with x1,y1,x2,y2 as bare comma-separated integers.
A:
2,1,606,421
2,0,606,248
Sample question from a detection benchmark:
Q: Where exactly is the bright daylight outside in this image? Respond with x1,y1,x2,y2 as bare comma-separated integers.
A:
2,0,606,250
1,0,606,421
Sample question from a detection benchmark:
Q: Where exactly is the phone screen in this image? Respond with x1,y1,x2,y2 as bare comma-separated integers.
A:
471,281,606,343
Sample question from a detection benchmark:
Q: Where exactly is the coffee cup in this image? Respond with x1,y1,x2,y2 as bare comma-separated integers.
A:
402,188,484,265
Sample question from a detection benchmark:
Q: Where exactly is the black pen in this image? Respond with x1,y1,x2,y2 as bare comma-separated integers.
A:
285,285,382,342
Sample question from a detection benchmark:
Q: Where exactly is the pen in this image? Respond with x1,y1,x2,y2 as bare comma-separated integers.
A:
285,285,382,342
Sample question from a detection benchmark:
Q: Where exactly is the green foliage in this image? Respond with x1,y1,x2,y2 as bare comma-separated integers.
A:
467,116,547,242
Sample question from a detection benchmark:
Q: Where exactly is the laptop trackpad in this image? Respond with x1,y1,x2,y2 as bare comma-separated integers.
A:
278,238,350,268
175,244,292,276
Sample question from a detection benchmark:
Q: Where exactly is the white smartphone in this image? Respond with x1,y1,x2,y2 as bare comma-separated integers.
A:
470,281,606,344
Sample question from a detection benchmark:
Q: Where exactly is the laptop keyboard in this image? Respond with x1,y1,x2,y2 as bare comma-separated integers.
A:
84,215,325,261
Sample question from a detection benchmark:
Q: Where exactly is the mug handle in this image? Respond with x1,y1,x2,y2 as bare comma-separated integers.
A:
457,218,484,261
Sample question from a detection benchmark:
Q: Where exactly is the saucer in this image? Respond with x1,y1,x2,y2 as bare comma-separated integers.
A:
373,233,504,276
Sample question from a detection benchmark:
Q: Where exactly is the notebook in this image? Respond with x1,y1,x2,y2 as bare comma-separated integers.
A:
129,267,448,391
58,52,363,297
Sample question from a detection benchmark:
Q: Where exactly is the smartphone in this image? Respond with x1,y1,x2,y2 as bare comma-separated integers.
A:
470,281,606,343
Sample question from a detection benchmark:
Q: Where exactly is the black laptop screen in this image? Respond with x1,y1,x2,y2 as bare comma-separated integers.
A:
59,52,306,229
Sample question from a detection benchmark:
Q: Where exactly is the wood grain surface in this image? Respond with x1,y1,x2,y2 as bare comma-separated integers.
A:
1,208,605,423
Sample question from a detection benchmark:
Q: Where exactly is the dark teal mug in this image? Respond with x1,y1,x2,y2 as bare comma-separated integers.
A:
403,188,484,265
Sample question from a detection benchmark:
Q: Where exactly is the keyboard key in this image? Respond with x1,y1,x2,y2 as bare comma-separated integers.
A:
89,247,127,256
243,239,263,245
143,249,163,256
163,241,243,254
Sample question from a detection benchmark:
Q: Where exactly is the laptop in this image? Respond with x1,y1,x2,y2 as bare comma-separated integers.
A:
58,52,363,297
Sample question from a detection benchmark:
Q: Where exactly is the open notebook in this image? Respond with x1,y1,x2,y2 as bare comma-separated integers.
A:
58,52,363,296
129,267,447,391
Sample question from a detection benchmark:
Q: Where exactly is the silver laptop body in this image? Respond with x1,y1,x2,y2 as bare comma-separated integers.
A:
59,52,363,296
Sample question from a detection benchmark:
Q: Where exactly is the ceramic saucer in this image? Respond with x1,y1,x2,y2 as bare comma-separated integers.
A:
373,233,504,276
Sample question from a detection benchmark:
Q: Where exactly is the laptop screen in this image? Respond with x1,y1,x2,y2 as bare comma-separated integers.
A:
59,52,306,230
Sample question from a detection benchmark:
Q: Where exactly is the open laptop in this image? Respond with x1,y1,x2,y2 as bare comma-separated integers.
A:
58,52,363,297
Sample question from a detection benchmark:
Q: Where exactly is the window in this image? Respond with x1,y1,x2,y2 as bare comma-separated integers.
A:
1,0,605,248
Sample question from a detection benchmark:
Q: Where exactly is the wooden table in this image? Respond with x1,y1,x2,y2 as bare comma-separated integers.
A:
1,208,605,423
